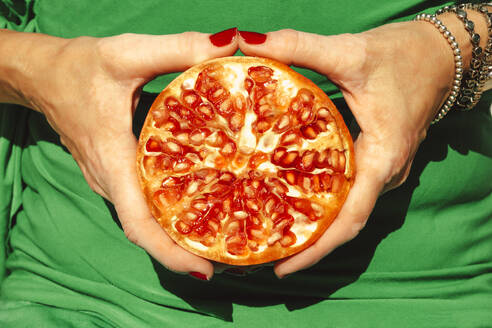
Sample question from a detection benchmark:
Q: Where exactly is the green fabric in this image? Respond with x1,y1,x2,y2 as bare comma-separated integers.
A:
1,0,492,327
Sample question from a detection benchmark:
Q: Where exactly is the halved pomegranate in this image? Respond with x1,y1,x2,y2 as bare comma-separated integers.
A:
137,57,355,265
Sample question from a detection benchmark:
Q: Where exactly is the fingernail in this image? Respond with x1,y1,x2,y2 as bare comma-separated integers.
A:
238,30,267,45
209,27,237,47
189,271,209,281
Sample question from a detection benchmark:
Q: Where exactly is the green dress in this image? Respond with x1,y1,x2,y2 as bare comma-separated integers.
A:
1,1,491,327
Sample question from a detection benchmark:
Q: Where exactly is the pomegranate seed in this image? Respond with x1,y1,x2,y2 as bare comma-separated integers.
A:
162,176,182,188
279,231,297,247
300,125,319,139
255,120,271,133
298,88,315,103
249,228,264,240
311,202,324,217
331,174,345,193
157,155,173,170
338,151,346,171
282,151,299,167
298,107,314,124
220,142,237,157
301,175,312,192
173,159,191,172
315,119,328,132
299,150,316,172
226,220,241,234
284,170,297,185
233,211,248,219
273,115,290,132
151,109,167,128
248,66,274,83
246,200,260,212
264,197,276,215
226,233,247,255
181,89,201,109
164,96,181,111
229,112,244,131
317,107,334,121
319,172,331,191
189,130,206,145
234,95,246,111
163,140,182,154
161,117,180,133
185,153,200,164
317,150,329,168
186,181,201,195
267,231,282,245
219,172,235,183
312,174,322,192
290,99,301,113
145,137,162,152
184,210,200,222
154,189,181,207
195,71,216,96
279,131,300,146
205,131,226,147
201,234,216,247
271,147,287,165
208,219,220,233
175,132,189,144
267,178,289,194
175,220,192,234
191,199,209,212
217,97,234,116
248,152,269,169
328,149,339,170
243,185,255,198
196,103,215,120
258,104,272,116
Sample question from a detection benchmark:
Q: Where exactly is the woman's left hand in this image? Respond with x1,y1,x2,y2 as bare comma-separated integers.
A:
238,17,477,278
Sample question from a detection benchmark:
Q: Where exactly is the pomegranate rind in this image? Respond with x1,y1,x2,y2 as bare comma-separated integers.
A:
137,56,355,265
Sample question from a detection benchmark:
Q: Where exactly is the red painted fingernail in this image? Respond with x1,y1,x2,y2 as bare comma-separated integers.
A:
238,30,267,45
210,27,237,47
189,272,209,281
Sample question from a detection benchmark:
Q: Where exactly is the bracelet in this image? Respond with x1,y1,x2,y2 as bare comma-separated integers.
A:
414,13,463,124
436,4,492,111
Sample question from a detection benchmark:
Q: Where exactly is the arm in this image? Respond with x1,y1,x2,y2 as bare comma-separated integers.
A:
238,6,490,278
0,28,239,280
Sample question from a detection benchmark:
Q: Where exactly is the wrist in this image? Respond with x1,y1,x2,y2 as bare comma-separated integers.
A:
0,29,69,110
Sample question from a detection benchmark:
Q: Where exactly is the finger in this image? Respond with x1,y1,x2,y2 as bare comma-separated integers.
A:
105,133,214,279
105,31,238,79
238,29,365,83
274,134,389,278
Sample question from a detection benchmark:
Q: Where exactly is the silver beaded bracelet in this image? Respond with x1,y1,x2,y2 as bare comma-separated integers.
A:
414,13,464,124
437,4,492,111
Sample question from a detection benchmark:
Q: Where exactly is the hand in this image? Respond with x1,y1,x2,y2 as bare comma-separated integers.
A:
238,21,468,278
10,30,238,279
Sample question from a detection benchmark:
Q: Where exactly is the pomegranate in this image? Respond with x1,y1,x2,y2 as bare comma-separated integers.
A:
137,57,355,265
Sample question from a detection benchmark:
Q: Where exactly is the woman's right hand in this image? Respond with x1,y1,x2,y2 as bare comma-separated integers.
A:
0,29,238,280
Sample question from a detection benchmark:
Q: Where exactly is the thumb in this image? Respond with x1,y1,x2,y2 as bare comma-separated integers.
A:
106,133,214,278
238,29,365,83
104,30,239,80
